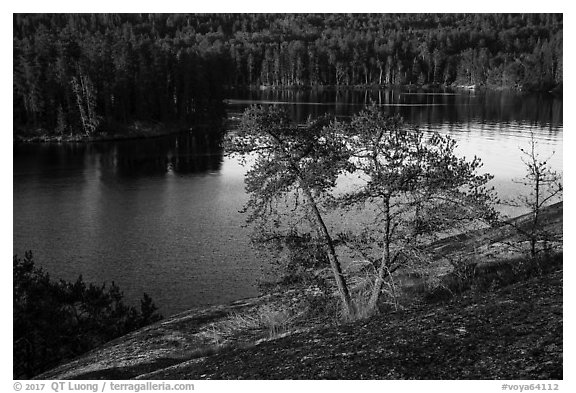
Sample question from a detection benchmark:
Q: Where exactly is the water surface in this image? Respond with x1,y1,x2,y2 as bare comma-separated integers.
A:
13,88,563,316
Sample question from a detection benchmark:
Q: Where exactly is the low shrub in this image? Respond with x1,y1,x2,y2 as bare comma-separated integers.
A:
423,252,563,303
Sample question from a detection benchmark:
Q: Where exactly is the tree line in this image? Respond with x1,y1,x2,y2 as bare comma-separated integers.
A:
14,14,227,138
14,13,562,137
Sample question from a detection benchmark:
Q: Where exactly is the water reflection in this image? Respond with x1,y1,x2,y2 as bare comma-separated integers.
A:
14,127,226,182
226,87,563,130
96,128,225,178
13,123,255,317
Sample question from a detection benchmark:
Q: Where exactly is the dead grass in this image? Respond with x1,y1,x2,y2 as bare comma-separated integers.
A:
199,303,302,346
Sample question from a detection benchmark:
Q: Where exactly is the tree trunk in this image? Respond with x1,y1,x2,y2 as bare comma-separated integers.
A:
299,181,356,318
531,171,541,257
368,195,391,311
268,130,355,318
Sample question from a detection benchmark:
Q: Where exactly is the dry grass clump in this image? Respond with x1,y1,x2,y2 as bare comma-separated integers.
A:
199,304,301,346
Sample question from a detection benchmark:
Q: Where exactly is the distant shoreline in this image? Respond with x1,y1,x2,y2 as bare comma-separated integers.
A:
13,121,216,144
13,83,562,144
230,81,561,93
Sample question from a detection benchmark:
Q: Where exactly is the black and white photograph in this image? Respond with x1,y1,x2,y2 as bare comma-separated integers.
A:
10,6,566,388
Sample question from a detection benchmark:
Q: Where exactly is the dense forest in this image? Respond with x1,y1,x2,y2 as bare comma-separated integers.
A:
13,13,562,137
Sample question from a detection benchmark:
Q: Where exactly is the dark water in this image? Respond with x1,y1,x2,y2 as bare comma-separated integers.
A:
13,88,563,317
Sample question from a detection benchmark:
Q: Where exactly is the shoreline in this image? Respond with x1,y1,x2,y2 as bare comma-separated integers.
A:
230,81,561,93
13,121,224,144
13,129,184,144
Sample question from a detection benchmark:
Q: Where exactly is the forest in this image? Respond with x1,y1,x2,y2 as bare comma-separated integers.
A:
13,13,563,137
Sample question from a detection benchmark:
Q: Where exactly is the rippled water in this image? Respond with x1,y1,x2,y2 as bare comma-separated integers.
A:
13,88,563,316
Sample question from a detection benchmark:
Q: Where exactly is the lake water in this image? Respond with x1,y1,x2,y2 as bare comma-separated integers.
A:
13,88,563,317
